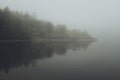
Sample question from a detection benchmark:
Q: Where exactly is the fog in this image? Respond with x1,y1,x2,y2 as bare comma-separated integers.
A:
0,0,120,80
1,0,120,38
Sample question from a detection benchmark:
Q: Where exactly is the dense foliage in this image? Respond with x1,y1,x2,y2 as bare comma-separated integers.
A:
0,7,94,41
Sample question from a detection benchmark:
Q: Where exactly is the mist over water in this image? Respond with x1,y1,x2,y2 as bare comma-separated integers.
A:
0,27,120,80
0,0,120,80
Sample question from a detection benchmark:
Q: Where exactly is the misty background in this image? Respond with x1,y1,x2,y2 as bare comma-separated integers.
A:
1,0,120,40
1,0,120,80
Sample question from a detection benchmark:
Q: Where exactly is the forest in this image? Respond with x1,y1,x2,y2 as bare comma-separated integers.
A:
0,7,95,41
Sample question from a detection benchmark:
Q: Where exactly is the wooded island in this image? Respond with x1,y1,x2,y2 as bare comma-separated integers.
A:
0,7,95,42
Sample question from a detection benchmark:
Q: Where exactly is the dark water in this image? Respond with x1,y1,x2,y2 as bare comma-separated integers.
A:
0,38,120,80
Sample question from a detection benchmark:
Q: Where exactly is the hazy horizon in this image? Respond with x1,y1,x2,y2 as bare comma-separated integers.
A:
0,0,120,38
1,1,120,80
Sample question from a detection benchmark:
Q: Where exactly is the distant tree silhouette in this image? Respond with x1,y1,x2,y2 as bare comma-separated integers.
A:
0,7,95,41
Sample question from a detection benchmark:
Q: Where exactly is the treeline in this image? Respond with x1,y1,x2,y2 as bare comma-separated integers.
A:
0,7,94,41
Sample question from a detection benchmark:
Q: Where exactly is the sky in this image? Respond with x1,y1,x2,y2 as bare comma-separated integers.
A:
0,0,120,38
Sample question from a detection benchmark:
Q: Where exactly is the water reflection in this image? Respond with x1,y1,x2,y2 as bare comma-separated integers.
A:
0,41,94,73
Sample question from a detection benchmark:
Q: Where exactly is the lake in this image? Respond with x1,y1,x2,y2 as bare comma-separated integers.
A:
0,35,120,80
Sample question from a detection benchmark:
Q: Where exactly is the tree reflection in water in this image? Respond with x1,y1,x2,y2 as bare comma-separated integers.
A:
0,41,94,73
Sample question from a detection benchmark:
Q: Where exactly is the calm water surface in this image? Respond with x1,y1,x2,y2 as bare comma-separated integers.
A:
0,36,120,80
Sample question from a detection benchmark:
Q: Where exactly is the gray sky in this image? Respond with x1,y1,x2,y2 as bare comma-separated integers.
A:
0,0,120,37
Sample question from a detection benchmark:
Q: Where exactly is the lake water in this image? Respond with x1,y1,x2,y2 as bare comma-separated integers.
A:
0,34,120,80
